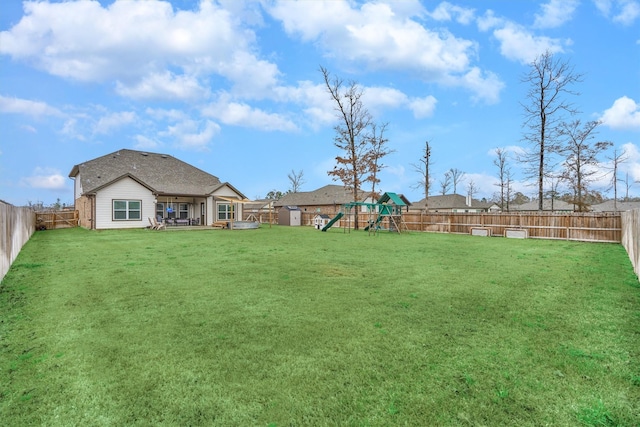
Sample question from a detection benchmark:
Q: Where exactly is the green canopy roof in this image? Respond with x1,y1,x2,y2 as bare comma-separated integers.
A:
377,192,406,206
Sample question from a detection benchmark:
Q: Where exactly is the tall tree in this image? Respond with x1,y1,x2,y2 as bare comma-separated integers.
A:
321,66,390,229
448,168,465,194
411,140,433,202
493,148,510,211
439,171,452,195
366,122,393,199
605,147,628,210
466,180,478,204
265,190,284,200
520,50,582,210
287,169,305,193
558,120,612,211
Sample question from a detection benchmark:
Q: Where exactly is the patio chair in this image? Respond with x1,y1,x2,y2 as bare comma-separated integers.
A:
148,217,157,230
152,217,166,230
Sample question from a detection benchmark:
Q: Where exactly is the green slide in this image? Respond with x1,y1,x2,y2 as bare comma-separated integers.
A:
321,212,344,232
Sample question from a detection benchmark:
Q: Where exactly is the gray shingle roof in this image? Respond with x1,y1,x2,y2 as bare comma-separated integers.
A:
69,149,222,196
273,184,363,207
589,200,640,212
411,194,484,210
510,199,575,211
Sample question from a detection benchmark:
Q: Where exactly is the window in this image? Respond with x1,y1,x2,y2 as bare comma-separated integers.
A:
217,203,235,220
113,200,141,220
179,203,189,219
156,203,164,220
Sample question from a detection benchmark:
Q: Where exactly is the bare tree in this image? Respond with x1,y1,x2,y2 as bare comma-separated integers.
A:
411,140,433,202
621,172,639,201
287,169,305,193
505,169,514,211
545,173,563,211
321,66,371,229
605,147,628,210
558,120,612,211
449,168,466,194
520,50,583,210
321,66,391,229
366,122,393,199
493,148,510,211
466,180,478,204
439,171,452,195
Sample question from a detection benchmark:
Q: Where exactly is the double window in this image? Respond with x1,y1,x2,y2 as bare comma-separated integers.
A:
217,203,235,220
113,200,141,220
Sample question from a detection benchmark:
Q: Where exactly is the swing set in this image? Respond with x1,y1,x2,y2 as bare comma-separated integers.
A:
322,192,409,235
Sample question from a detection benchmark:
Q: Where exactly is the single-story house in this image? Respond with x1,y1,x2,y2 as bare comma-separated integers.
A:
589,200,640,212
69,148,247,229
410,194,499,213
273,184,394,223
510,199,575,212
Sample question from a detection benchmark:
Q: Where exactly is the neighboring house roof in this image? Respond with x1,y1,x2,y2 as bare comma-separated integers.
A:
510,199,575,211
69,149,237,197
411,194,487,210
590,200,640,212
273,184,365,207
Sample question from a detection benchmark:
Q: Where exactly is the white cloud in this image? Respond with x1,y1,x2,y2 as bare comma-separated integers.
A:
534,0,579,28
0,0,280,99
93,111,137,135
428,2,475,25
594,0,640,26
134,135,160,150
409,96,438,119
21,167,66,190
116,72,207,101
160,119,220,151
0,95,63,117
477,10,504,32
457,67,504,104
599,96,640,130
21,125,37,133
202,97,297,132
267,0,501,103
492,22,568,63
620,142,640,182
363,86,408,111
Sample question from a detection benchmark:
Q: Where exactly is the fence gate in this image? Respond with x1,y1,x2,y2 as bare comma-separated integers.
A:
35,211,79,230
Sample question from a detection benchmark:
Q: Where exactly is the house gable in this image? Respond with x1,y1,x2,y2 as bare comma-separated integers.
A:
94,176,155,230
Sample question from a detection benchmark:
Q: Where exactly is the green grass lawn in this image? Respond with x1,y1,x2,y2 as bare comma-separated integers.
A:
1,226,639,426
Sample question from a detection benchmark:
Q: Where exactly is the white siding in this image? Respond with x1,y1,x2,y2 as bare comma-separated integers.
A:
74,175,82,199
94,177,155,229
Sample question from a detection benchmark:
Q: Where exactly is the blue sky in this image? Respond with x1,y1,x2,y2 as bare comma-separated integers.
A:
1,0,639,206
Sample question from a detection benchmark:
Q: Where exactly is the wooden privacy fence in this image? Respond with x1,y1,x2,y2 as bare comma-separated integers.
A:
288,211,622,243
403,212,622,243
621,209,639,280
35,210,79,230
1,201,36,282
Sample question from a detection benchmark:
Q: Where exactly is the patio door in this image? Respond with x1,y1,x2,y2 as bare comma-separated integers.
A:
200,202,205,225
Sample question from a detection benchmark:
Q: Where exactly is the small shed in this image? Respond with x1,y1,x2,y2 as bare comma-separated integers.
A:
278,205,301,226
313,214,332,230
